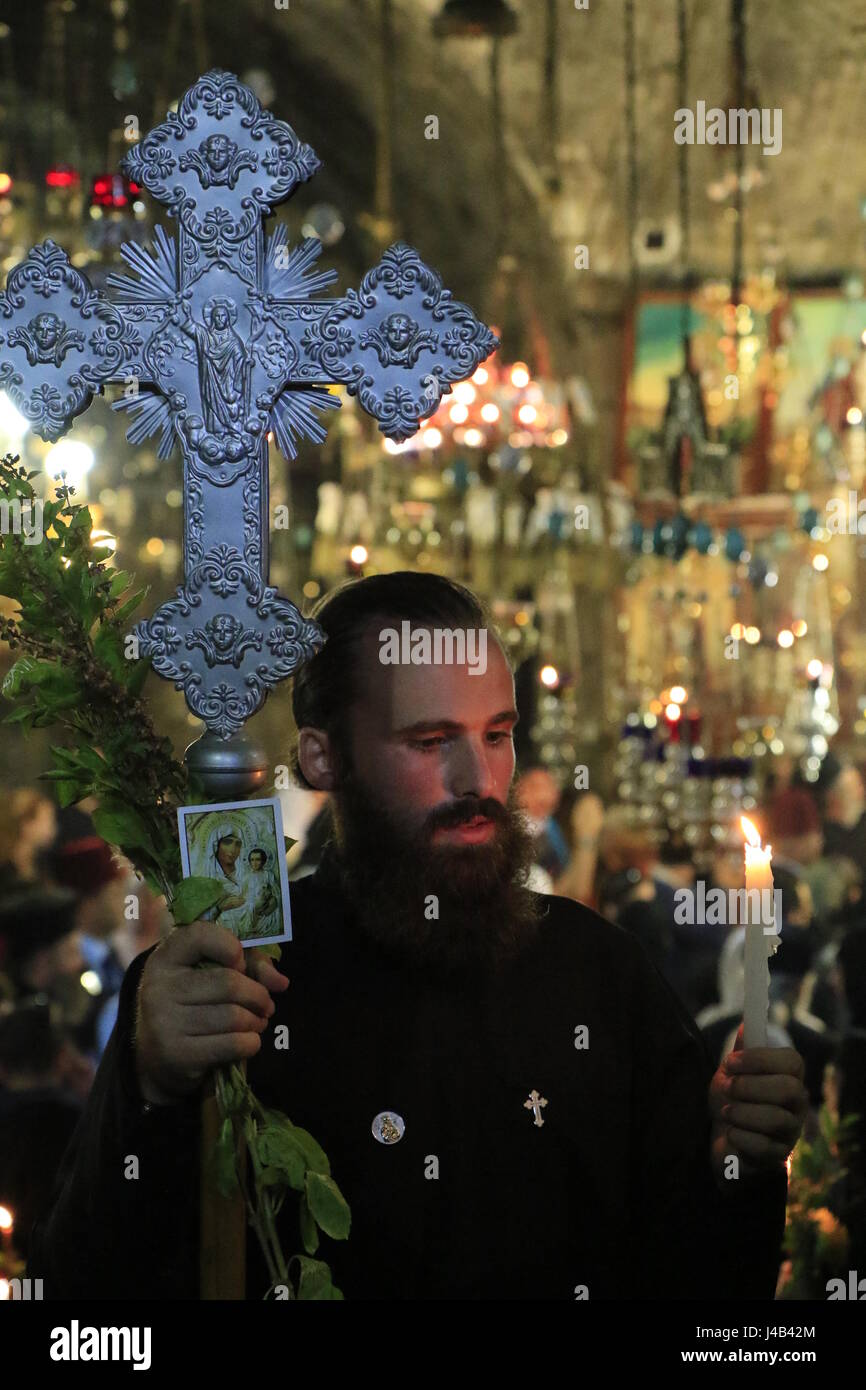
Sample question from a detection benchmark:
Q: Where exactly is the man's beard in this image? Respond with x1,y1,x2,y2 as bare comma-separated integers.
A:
323,775,543,973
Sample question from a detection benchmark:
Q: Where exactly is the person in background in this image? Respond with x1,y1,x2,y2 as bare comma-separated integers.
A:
88,870,168,1055
0,1001,85,1261
0,888,85,1008
766,785,838,925
51,838,129,1058
0,790,58,895
554,791,606,907
821,760,866,869
514,768,569,889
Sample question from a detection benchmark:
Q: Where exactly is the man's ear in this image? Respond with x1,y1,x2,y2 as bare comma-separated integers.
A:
297,727,339,792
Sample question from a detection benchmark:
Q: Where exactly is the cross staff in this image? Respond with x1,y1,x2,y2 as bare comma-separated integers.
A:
0,69,498,742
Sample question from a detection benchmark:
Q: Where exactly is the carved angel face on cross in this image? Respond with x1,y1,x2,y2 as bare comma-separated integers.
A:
383,313,415,352
33,313,61,352
202,133,233,173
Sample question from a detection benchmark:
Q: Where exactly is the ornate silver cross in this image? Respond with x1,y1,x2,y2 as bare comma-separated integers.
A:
524,1089,548,1127
0,69,497,754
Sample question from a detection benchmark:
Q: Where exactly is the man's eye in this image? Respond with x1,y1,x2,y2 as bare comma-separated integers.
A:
487,731,512,744
411,737,445,752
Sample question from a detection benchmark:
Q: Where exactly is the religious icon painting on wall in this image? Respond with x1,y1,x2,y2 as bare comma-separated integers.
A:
177,797,292,947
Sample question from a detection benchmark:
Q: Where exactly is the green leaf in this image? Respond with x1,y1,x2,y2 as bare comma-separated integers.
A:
125,652,152,697
170,875,226,926
286,1124,331,1177
93,623,127,678
2,657,55,698
109,569,131,597
260,1166,288,1190
304,1171,351,1241
2,706,34,727
112,587,148,626
257,1124,307,1192
298,1195,319,1255
294,1256,342,1301
70,506,93,531
92,802,157,856
213,1116,238,1198
56,778,81,809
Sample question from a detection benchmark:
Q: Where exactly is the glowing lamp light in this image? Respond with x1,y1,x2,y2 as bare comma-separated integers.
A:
45,167,79,189
472,366,489,385
350,544,368,566
791,619,808,637
731,622,745,641
0,1279,9,1301
847,407,863,426
510,362,530,389
517,403,537,426
464,428,485,448
812,553,829,571
145,537,165,558
549,428,569,446
91,173,141,209
80,969,102,996
669,685,687,704
45,439,94,488
664,702,682,721
539,664,559,688
0,1205,13,1232
480,402,500,423
0,172,12,195
807,658,824,679
744,626,761,645
777,629,794,649
421,427,442,449
453,381,476,405
449,403,469,424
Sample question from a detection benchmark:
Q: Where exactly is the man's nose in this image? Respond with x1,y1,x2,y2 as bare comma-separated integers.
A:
446,737,496,800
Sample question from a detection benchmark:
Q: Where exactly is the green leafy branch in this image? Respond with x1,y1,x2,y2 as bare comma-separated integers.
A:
0,454,349,1298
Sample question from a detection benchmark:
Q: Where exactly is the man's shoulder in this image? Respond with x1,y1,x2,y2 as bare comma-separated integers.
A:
530,890,652,969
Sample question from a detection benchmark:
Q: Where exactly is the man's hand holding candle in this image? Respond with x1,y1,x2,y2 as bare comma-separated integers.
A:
709,1025,808,1188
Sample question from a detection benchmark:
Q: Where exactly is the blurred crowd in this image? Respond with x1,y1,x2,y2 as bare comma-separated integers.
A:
0,791,168,1267
514,754,866,1273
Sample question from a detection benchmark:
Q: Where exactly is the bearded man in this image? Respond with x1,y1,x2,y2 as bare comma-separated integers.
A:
30,572,806,1299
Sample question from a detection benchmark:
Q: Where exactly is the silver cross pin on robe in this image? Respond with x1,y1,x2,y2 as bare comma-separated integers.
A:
524,1089,548,1127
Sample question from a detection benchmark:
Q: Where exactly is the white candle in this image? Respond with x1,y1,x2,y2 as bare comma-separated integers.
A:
741,816,776,1048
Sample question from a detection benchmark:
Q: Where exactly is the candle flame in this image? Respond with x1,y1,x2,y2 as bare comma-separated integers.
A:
740,815,762,848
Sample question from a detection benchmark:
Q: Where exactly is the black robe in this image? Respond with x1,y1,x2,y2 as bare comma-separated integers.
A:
30,863,787,1300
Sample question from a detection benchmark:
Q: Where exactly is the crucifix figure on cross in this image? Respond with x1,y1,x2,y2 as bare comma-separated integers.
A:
0,68,497,781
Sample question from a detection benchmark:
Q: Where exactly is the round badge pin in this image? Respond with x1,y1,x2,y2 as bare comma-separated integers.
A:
372,1111,405,1145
